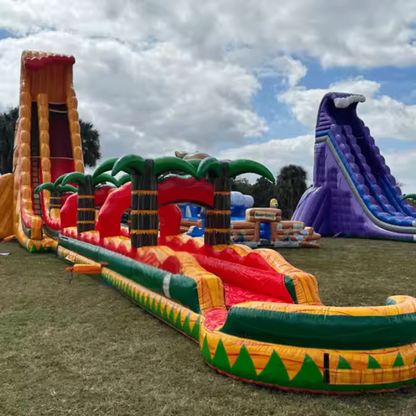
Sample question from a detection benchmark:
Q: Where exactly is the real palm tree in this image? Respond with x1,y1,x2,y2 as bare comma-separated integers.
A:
0,107,18,174
231,177,254,195
80,120,101,168
252,176,276,207
0,107,102,173
196,157,275,246
275,165,307,219
62,172,119,233
112,155,197,248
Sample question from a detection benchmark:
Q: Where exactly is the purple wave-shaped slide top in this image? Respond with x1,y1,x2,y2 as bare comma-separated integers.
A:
292,92,416,242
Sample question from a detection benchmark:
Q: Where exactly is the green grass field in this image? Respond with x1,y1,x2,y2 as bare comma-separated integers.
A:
1,238,416,416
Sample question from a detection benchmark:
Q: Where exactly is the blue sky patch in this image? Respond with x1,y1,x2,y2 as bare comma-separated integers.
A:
250,57,416,155
0,29,15,40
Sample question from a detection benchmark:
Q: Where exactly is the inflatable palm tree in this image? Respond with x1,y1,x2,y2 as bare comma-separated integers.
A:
402,194,416,201
62,172,119,233
93,158,133,227
118,174,132,185
196,157,275,246
34,174,77,213
92,156,133,187
112,155,197,248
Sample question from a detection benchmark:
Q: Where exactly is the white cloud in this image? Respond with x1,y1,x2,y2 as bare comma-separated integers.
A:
1,0,416,68
217,134,416,195
221,73,416,194
218,134,315,183
254,56,307,87
0,32,266,159
1,0,416,190
278,77,416,142
385,150,416,194
276,77,416,193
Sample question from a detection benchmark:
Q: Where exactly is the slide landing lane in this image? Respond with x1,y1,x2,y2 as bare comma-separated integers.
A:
192,254,294,307
318,133,416,237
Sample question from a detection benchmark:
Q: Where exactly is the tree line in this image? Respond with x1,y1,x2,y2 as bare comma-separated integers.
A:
232,164,309,219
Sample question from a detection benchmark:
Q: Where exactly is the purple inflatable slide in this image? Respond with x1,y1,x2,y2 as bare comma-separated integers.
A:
292,92,416,242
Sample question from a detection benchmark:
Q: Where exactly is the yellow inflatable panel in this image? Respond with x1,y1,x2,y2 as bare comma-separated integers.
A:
0,174,14,239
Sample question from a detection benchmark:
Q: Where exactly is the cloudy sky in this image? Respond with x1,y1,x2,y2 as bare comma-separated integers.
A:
1,0,416,191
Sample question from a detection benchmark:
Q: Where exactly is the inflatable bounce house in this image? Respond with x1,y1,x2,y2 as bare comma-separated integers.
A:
293,92,416,242
176,152,321,248
2,51,416,395
179,191,254,232
180,192,320,248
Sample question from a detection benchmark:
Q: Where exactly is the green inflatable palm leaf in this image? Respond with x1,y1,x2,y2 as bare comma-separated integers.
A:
62,172,86,186
92,158,119,179
185,159,203,169
54,174,69,187
153,157,197,177
196,157,221,178
58,185,77,193
118,174,132,185
228,159,275,183
401,194,416,201
112,155,145,176
34,183,55,193
91,173,119,187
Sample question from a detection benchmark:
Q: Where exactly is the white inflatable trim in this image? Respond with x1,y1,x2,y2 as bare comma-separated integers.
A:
334,94,366,109
163,273,172,298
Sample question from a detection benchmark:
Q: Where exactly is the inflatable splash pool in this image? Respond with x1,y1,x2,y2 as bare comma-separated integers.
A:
58,230,416,395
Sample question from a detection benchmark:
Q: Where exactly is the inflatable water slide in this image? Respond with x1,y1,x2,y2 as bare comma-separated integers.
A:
2,52,416,395
293,92,416,242
0,51,84,250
